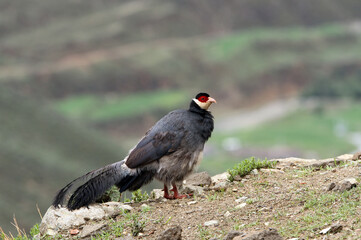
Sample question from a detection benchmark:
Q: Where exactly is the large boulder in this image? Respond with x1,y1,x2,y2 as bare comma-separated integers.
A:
40,202,132,237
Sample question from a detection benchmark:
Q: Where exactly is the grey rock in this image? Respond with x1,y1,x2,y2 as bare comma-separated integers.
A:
332,178,357,192
224,230,242,240
185,172,212,186
40,202,131,237
235,197,248,203
114,236,135,240
327,182,336,191
150,189,164,200
156,225,182,240
352,152,361,161
182,185,204,196
235,228,283,240
211,181,230,191
80,222,106,238
204,220,219,227
211,172,230,184
319,224,343,235
235,203,247,209
250,169,259,175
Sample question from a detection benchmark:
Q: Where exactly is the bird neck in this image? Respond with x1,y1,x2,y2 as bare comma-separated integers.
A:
189,100,213,118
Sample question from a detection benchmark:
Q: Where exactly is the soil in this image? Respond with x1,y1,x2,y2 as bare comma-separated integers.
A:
116,159,361,240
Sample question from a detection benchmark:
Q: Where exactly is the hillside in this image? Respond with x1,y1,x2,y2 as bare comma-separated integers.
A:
1,0,361,235
17,154,361,240
0,87,127,234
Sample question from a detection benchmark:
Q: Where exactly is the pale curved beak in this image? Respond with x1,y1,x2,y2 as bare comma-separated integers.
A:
208,97,217,104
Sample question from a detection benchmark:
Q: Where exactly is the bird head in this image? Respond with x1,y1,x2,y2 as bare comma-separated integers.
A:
193,92,216,110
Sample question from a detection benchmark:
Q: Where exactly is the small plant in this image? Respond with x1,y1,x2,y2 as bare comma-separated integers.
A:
131,189,149,203
198,224,211,239
97,186,121,203
128,214,146,236
228,157,277,182
0,217,40,240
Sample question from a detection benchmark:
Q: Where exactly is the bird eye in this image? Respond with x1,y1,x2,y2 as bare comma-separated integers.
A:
198,96,208,103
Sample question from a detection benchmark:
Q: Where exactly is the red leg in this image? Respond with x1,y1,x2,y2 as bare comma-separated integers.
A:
170,184,187,199
163,184,174,199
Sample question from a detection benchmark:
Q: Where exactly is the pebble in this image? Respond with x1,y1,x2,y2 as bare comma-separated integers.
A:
204,220,219,227
187,201,197,205
235,196,248,203
235,203,247,209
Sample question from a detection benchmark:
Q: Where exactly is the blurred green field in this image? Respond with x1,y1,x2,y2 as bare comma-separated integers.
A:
54,90,188,123
201,102,361,176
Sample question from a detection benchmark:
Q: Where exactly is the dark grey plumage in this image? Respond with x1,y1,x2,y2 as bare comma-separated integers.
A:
53,93,215,210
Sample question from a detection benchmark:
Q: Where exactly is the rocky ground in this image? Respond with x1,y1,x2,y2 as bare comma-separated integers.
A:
39,153,361,240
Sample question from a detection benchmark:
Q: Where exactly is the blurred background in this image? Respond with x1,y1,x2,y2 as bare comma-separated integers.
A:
1,0,361,234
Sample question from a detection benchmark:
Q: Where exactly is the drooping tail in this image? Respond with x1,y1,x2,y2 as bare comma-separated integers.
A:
52,160,155,210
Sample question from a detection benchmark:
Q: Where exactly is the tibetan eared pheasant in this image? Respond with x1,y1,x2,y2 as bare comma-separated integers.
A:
53,92,216,210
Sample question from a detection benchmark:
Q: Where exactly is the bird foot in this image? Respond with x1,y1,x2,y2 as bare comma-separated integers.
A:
162,184,190,199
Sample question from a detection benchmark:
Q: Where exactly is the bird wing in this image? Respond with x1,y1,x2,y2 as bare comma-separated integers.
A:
125,129,185,168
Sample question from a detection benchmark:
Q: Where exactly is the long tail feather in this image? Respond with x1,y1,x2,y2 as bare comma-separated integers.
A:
53,160,155,210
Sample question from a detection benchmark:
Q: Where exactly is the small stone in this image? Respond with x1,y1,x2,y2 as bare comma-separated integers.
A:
211,172,230,184
232,188,238,192
156,225,182,240
327,182,336,191
334,178,357,192
69,229,80,235
319,224,343,235
251,169,259,175
140,204,150,211
182,185,204,196
260,169,285,174
185,172,212,186
224,211,231,217
187,201,197,205
235,203,247,209
224,230,242,240
235,197,248,203
211,181,229,191
352,152,361,161
204,220,219,227
235,228,282,240
264,222,270,226
150,189,164,200
80,223,106,238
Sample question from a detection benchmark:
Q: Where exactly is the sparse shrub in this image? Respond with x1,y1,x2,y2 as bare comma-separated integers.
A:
227,157,277,182
128,213,146,236
97,186,121,203
131,189,149,203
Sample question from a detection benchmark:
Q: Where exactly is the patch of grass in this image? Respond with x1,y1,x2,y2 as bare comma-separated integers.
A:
198,224,211,240
54,90,187,123
127,213,146,237
205,24,346,62
0,222,40,240
131,189,149,203
227,157,277,182
211,103,361,163
279,185,361,237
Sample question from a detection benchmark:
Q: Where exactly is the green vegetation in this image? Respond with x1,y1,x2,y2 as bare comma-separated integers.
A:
227,157,276,182
92,210,147,239
279,185,361,237
54,90,187,123
0,88,127,233
0,223,39,240
303,67,361,99
203,102,361,178
131,189,149,203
